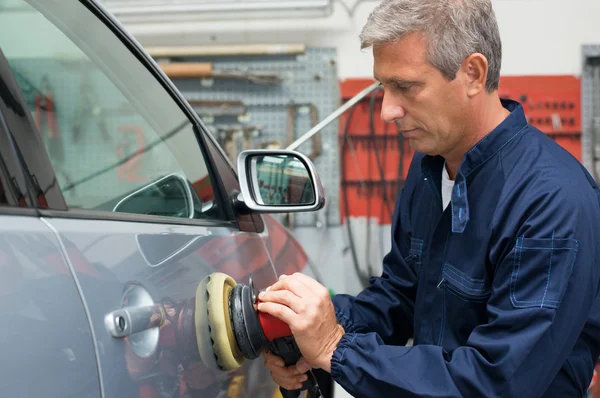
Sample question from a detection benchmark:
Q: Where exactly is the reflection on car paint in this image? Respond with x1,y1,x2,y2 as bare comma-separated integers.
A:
0,218,100,397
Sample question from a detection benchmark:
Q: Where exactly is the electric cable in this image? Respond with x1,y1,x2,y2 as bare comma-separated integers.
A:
369,87,394,220
379,120,389,261
366,105,373,274
368,87,395,271
341,104,372,288
592,62,600,182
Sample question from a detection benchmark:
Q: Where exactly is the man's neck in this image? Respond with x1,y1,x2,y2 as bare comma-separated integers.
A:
444,94,510,179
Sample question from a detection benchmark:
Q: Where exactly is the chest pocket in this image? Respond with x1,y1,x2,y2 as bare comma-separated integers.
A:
405,237,424,277
437,263,491,348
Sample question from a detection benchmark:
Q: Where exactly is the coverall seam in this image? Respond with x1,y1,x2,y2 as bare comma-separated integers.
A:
438,283,446,346
510,236,579,309
443,275,490,295
444,264,487,286
464,125,528,178
541,231,555,308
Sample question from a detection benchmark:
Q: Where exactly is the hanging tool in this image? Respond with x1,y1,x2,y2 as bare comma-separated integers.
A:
210,124,262,165
34,76,76,197
158,62,284,85
286,104,322,161
191,272,323,398
72,70,109,143
283,104,323,229
34,76,63,165
187,99,247,118
147,44,306,58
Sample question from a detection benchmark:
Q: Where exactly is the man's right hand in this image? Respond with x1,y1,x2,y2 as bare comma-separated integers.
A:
263,351,310,391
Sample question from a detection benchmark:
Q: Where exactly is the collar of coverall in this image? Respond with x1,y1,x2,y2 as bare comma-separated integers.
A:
420,99,527,233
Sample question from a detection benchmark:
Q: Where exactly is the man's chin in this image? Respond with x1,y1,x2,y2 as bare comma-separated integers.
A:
407,138,425,152
407,140,439,156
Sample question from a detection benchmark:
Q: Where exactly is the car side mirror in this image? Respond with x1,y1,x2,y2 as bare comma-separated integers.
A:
235,149,325,213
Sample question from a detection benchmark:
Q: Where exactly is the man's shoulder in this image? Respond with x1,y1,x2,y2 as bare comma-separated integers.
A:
500,125,598,205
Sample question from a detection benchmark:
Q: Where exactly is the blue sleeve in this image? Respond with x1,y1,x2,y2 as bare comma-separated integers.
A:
332,157,421,346
330,183,600,397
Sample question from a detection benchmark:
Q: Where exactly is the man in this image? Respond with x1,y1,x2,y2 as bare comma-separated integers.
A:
258,0,600,396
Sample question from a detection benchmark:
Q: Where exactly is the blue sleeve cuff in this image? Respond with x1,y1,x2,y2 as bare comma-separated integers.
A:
330,332,357,383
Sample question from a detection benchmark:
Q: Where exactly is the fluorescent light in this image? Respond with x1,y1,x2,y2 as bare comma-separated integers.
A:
103,0,333,21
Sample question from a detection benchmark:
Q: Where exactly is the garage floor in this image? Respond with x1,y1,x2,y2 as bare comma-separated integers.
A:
334,383,351,398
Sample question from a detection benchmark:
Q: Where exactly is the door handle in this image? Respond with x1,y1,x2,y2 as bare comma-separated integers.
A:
104,304,165,338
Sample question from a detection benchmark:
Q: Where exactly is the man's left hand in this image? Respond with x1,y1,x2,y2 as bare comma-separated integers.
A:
258,273,344,373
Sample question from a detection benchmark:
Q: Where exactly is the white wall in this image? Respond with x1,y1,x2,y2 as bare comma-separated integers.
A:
122,0,600,79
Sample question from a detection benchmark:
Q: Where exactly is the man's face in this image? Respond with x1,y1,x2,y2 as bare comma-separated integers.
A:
374,33,470,157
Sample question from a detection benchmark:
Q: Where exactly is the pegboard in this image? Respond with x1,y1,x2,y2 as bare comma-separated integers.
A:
163,47,341,227
582,45,600,181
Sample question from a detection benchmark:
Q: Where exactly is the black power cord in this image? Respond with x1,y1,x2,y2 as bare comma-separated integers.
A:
341,89,406,288
369,87,394,220
341,105,372,288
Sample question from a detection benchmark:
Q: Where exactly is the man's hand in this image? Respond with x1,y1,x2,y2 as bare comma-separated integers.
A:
263,351,310,391
258,273,344,373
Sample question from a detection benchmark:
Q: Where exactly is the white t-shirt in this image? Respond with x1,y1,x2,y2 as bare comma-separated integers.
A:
441,163,455,211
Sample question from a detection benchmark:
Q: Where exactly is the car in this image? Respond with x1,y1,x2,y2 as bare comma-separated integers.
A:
0,0,328,396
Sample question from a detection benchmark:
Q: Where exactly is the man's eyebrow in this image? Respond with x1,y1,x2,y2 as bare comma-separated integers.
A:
375,76,420,85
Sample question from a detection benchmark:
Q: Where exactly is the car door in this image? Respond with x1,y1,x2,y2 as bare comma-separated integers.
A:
0,52,101,397
0,0,281,397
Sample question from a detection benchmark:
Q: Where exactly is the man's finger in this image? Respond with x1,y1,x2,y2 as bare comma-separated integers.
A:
267,362,297,379
263,274,312,299
263,352,285,367
289,272,324,291
271,374,306,391
258,301,296,326
290,273,331,299
272,377,302,391
258,290,305,314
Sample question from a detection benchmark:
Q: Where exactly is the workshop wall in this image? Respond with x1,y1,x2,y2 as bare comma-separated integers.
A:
112,0,600,297
161,48,342,228
123,0,600,79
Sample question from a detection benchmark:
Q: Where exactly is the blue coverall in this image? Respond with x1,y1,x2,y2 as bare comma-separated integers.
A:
331,100,600,397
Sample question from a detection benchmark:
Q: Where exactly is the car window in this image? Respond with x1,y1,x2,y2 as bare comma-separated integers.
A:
0,104,32,208
0,0,223,221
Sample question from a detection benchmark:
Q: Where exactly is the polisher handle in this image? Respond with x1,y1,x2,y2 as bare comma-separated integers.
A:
270,336,323,398
257,302,323,397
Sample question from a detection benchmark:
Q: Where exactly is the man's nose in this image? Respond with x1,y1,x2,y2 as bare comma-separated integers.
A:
380,95,406,123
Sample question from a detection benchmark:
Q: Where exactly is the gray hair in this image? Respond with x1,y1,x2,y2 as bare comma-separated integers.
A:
360,0,502,92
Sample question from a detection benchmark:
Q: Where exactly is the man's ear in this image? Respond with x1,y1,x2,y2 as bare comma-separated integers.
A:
463,53,488,97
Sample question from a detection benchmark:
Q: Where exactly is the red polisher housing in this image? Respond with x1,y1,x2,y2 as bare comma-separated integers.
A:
257,305,292,341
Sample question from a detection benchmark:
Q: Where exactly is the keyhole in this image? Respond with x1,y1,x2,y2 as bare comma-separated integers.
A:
116,316,126,332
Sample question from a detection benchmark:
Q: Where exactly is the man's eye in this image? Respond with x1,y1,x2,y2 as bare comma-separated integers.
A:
396,84,411,92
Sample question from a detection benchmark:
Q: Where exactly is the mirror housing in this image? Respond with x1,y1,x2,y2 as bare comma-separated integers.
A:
235,149,325,213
